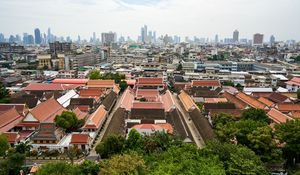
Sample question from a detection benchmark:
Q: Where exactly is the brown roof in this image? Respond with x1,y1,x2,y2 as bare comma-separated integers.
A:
0,108,23,132
29,98,66,122
178,90,197,112
4,132,20,143
268,92,289,103
83,105,107,129
191,80,221,87
79,89,103,99
258,97,274,107
87,80,115,88
70,133,89,144
223,91,247,109
32,123,58,141
267,108,293,124
277,104,300,112
236,92,267,109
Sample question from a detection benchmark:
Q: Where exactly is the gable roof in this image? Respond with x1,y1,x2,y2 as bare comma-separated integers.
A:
257,97,274,107
24,83,78,91
223,91,247,109
0,104,28,115
0,108,23,132
52,79,88,85
136,77,163,85
70,133,89,144
161,90,176,112
191,80,221,87
73,108,88,120
268,92,289,103
277,104,300,112
285,77,300,86
236,92,267,109
178,90,197,112
120,88,135,111
57,90,79,108
267,108,293,124
3,132,20,143
132,102,164,109
31,123,58,141
132,123,173,134
87,80,115,88
29,98,66,123
83,105,107,129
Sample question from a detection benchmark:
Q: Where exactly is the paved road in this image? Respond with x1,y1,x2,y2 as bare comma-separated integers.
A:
173,94,205,148
87,93,123,158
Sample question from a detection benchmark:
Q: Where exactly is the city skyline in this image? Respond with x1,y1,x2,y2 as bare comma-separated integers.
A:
0,0,299,41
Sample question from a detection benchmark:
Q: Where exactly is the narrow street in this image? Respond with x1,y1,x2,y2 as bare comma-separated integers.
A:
173,94,205,148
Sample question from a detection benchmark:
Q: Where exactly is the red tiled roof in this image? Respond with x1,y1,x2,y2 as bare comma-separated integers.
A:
277,104,300,112
267,108,293,124
132,102,164,109
205,98,228,104
83,105,107,129
161,90,175,112
268,92,289,103
3,132,20,143
73,108,88,120
191,80,221,87
285,77,300,86
126,79,136,85
120,88,134,111
70,134,89,144
24,83,78,91
0,104,28,115
52,79,88,85
136,89,159,101
29,98,66,122
236,92,267,109
0,108,23,132
137,77,163,85
223,91,247,109
79,89,103,98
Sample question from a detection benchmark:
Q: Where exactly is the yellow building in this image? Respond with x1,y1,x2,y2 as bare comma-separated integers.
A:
38,54,52,69
57,54,65,70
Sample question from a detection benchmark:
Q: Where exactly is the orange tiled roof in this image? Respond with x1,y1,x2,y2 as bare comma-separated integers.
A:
191,80,221,87
258,97,274,107
236,92,267,109
178,90,197,112
70,133,89,144
132,102,164,109
83,105,107,129
277,104,300,112
132,123,173,134
73,107,88,120
24,83,78,91
87,80,115,88
52,79,88,85
29,98,66,122
267,108,293,124
223,91,247,109
79,89,103,97
120,88,135,111
161,90,175,112
137,77,163,85
4,132,20,143
204,98,228,104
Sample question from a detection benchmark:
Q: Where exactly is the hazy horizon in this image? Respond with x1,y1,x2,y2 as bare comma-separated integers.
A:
0,0,299,41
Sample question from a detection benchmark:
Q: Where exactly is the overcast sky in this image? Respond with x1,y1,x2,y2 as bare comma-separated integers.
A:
0,0,299,41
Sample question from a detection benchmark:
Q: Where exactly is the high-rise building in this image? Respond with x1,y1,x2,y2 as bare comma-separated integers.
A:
253,33,264,46
34,28,42,44
0,33,5,42
215,34,219,43
28,35,34,45
93,32,96,43
233,30,239,43
101,32,117,46
270,35,275,46
153,31,156,43
47,27,51,43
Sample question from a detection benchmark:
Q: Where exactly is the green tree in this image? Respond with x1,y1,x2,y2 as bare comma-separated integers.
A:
241,108,270,123
176,63,182,71
66,146,80,164
297,89,300,99
54,111,84,132
148,144,226,175
276,119,300,165
247,126,282,162
36,162,81,175
89,70,101,80
222,81,235,87
96,135,125,159
212,113,235,128
100,152,146,175
0,152,25,175
125,129,143,150
119,81,128,92
15,141,32,154
0,82,10,103
0,134,9,156
202,141,267,175
78,160,100,175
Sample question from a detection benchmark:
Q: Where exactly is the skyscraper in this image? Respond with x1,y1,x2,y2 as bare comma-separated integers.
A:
253,33,264,46
270,35,275,46
0,33,5,42
47,28,51,43
101,32,117,46
34,28,42,44
233,30,239,43
215,34,219,43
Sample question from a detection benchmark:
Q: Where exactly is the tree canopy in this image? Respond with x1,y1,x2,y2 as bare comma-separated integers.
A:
0,134,9,156
36,162,81,175
0,82,10,103
54,111,84,132
241,108,269,123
